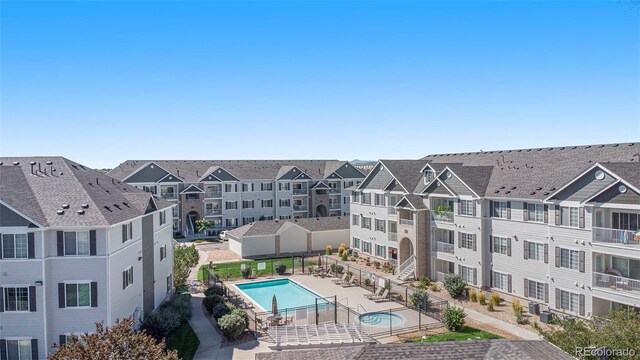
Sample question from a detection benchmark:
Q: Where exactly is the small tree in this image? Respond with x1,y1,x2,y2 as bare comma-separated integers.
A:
218,313,247,340
195,219,212,233
443,306,466,332
173,245,200,289
443,274,466,298
50,318,178,360
410,289,428,310
275,262,287,275
326,245,333,255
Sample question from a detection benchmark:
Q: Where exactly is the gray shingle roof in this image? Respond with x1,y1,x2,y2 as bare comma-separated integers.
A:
255,340,573,360
227,216,348,238
601,162,640,190
0,157,173,227
379,160,429,193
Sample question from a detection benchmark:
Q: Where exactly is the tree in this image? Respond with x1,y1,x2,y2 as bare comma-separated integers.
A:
195,219,212,233
443,306,466,332
443,274,466,298
173,245,200,289
50,318,178,360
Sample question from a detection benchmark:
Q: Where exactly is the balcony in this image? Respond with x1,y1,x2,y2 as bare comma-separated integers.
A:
329,202,341,210
205,191,222,198
388,232,397,242
204,209,222,216
160,192,177,200
593,272,640,295
432,211,454,223
400,219,414,226
388,206,397,215
293,188,308,195
431,241,455,254
593,227,640,246
330,188,341,194
293,205,308,211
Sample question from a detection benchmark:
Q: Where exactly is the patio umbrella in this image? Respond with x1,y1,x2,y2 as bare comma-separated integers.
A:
272,294,278,315
318,253,322,267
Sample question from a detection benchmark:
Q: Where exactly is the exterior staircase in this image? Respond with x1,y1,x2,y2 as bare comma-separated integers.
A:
397,255,416,281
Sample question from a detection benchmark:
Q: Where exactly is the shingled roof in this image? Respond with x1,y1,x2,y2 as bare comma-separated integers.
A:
0,157,174,227
227,216,349,238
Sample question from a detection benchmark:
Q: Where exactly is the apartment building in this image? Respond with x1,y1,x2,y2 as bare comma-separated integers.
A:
108,160,365,236
350,143,640,319
0,157,175,358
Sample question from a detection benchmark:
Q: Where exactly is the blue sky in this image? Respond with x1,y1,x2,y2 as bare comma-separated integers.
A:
1,1,638,168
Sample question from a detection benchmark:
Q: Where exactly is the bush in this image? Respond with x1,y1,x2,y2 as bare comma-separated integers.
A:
275,262,287,275
515,310,529,324
241,267,251,278
512,298,523,314
165,294,192,322
203,295,225,314
443,306,466,332
478,291,486,305
231,308,249,324
410,290,428,310
430,284,440,292
326,245,332,255
487,302,494,312
330,264,344,274
338,245,346,256
417,276,431,290
218,313,247,340
469,288,477,302
341,252,348,261
364,278,372,286
140,294,192,340
443,274,466,298
212,302,233,320
490,292,501,306
204,286,224,297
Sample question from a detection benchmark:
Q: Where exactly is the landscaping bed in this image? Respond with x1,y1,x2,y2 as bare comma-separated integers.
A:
410,326,502,343
198,257,317,281
165,321,200,360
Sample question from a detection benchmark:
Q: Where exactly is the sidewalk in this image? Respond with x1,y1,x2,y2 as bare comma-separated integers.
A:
463,307,541,340
189,294,223,360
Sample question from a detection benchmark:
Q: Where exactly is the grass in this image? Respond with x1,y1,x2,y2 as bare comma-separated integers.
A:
193,237,221,244
165,321,200,360
412,326,502,343
197,257,317,281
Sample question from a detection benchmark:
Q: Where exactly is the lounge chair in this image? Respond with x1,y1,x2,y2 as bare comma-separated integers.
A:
341,276,357,288
372,289,390,302
364,287,383,299
332,273,349,285
324,267,333,277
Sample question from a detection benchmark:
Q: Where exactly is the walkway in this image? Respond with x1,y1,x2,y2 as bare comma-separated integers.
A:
189,294,222,360
463,307,541,340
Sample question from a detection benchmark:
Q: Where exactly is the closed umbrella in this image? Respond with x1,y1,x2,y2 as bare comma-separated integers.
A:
272,294,278,315
318,253,322,267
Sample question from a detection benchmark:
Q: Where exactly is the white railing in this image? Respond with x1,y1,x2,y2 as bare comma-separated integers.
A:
398,255,416,275
389,258,398,268
205,191,222,198
161,192,177,199
204,209,222,216
329,203,341,209
593,272,640,294
400,219,414,226
593,227,640,246
293,189,308,195
388,232,397,242
431,241,454,254
293,205,308,211
388,207,397,215
330,188,341,194
432,211,454,223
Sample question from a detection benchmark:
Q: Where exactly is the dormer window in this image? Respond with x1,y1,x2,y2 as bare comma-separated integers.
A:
423,170,435,184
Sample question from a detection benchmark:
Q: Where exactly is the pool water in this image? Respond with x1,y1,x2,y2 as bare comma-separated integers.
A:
235,279,324,311
358,312,405,327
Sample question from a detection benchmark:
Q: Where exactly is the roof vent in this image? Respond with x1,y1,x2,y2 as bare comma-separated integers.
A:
505,191,511,194
46,161,53,165
104,205,112,212
81,204,89,209
543,192,550,196
511,186,517,190
536,187,543,191
494,190,500,194
13,161,20,166
57,210,64,215
550,188,556,191
77,209,85,215
29,161,36,165
530,191,536,195
499,186,505,189
62,204,70,209
0,162,3,165
122,202,130,207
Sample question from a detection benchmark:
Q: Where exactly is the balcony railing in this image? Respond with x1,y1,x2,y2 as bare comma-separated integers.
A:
388,232,397,242
593,227,640,246
399,219,414,226
329,203,341,210
160,192,177,199
431,241,455,254
205,191,222,198
388,207,397,215
432,211,454,223
436,272,450,283
293,205,308,211
293,189,308,195
389,258,398,268
593,272,640,295
330,188,341,194
204,209,222,216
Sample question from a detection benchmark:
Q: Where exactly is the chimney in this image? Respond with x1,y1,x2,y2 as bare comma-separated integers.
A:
38,162,42,173
177,170,180,177
29,161,36,174
196,170,199,177
96,178,99,185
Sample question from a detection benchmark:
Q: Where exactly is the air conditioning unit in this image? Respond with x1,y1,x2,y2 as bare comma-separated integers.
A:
540,310,553,324
529,302,540,315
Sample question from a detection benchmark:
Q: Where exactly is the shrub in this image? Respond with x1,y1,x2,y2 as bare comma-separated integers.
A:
512,298,523,314
410,290,428,310
231,308,249,325
478,291,486,305
490,292,501,306
212,302,233,320
326,245,332,255
469,288,477,302
204,285,224,297
417,276,431,290
275,262,287,275
341,252,348,261
338,245,346,256
140,310,183,339
487,302,494,312
364,278,372,286
515,310,529,324
330,264,344,274
339,243,347,250
430,284,440,292
165,294,192,322
443,306,466,332
218,313,247,340
241,267,251,278
443,274,466,298
203,295,225,314
308,266,315,274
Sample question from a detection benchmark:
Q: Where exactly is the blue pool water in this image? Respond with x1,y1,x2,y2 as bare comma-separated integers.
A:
358,312,405,327
236,279,324,311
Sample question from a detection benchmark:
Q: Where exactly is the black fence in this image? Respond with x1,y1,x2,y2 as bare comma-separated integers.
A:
198,255,319,286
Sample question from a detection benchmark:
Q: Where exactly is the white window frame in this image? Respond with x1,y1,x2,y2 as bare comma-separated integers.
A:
279,199,291,207
353,237,361,250
492,201,508,218
123,266,134,289
375,244,386,258
160,244,167,261
362,241,372,254
242,200,254,209
460,266,474,283
4,339,32,360
352,214,360,226
362,217,371,230
492,271,509,291
375,219,385,232
64,231,90,256
528,280,545,301
560,248,579,270
374,193,385,206
1,233,28,259
261,200,273,208
527,203,545,223
527,242,544,261
560,289,579,313
460,200,474,216
492,236,508,254
460,233,474,250
65,282,91,308
3,286,30,312
225,201,237,210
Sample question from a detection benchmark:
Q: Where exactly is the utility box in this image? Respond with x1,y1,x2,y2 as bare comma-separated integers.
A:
529,302,540,315
540,310,553,324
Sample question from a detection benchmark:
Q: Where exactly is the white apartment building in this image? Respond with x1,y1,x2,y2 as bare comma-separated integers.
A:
350,143,640,319
108,160,365,236
0,157,175,358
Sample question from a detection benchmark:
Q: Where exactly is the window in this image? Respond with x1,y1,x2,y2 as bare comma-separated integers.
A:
261,200,273,208
279,215,291,220
225,218,237,227
242,200,254,209
352,214,360,226
375,219,385,232
561,207,579,227
611,212,640,231
5,339,32,360
225,201,237,210
527,203,544,222
361,193,371,205
261,183,273,191
375,193,385,206
242,183,253,192
172,207,178,218
159,211,166,225
65,283,91,307
264,216,274,220
362,217,372,230
351,192,360,203
460,200,474,216
2,234,28,259
492,272,509,291
362,241,371,254
185,193,199,200
279,199,291,207
142,185,157,194
460,266,474,283
527,242,544,261
375,244,386,258
423,170,435,184
224,183,236,193
242,217,255,225
123,267,134,289
492,201,508,218
279,182,291,191
160,245,167,261
167,274,173,293
64,231,90,256
4,287,29,311
460,233,474,250
560,290,579,313
492,236,508,254
353,237,361,249
528,280,545,301
560,249,579,270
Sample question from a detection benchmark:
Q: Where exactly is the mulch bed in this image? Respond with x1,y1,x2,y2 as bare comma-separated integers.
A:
201,302,256,348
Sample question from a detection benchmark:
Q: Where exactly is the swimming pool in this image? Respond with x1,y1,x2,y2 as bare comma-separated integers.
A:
358,312,406,327
235,279,325,311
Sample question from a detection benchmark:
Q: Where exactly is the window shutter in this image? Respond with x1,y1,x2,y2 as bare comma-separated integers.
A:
128,223,133,240
0,233,3,259
555,205,560,225
58,283,65,308
579,251,585,273
122,225,127,243
489,236,493,253
523,203,528,221
508,274,512,293
555,288,560,308
0,287,4,312
458,265,462,276
523,240,528,259
490,270,493,287
31,339,38,360
457,232,462,248
524,278,529,297
90,230,97,256
579,294,585,316
506,201,511,219
545,283,549,303
473,268,477,285
555,247,561,267
27,233,35,259
59,335,66,347
123,271,127,290
544,244,549,264
489,200,493,217
57,231,64,256
29,286,36,312
507,238,512,257
472,201,476,217
544,204,549,223
0,339,7,360
472,234,477,251
91,282,98,307
579,207,585,228
457,199,461,215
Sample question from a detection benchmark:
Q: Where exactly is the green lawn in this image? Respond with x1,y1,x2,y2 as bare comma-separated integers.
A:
165,322,200,360
193,237,221,244
412,326,502,343
197,257,317,281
